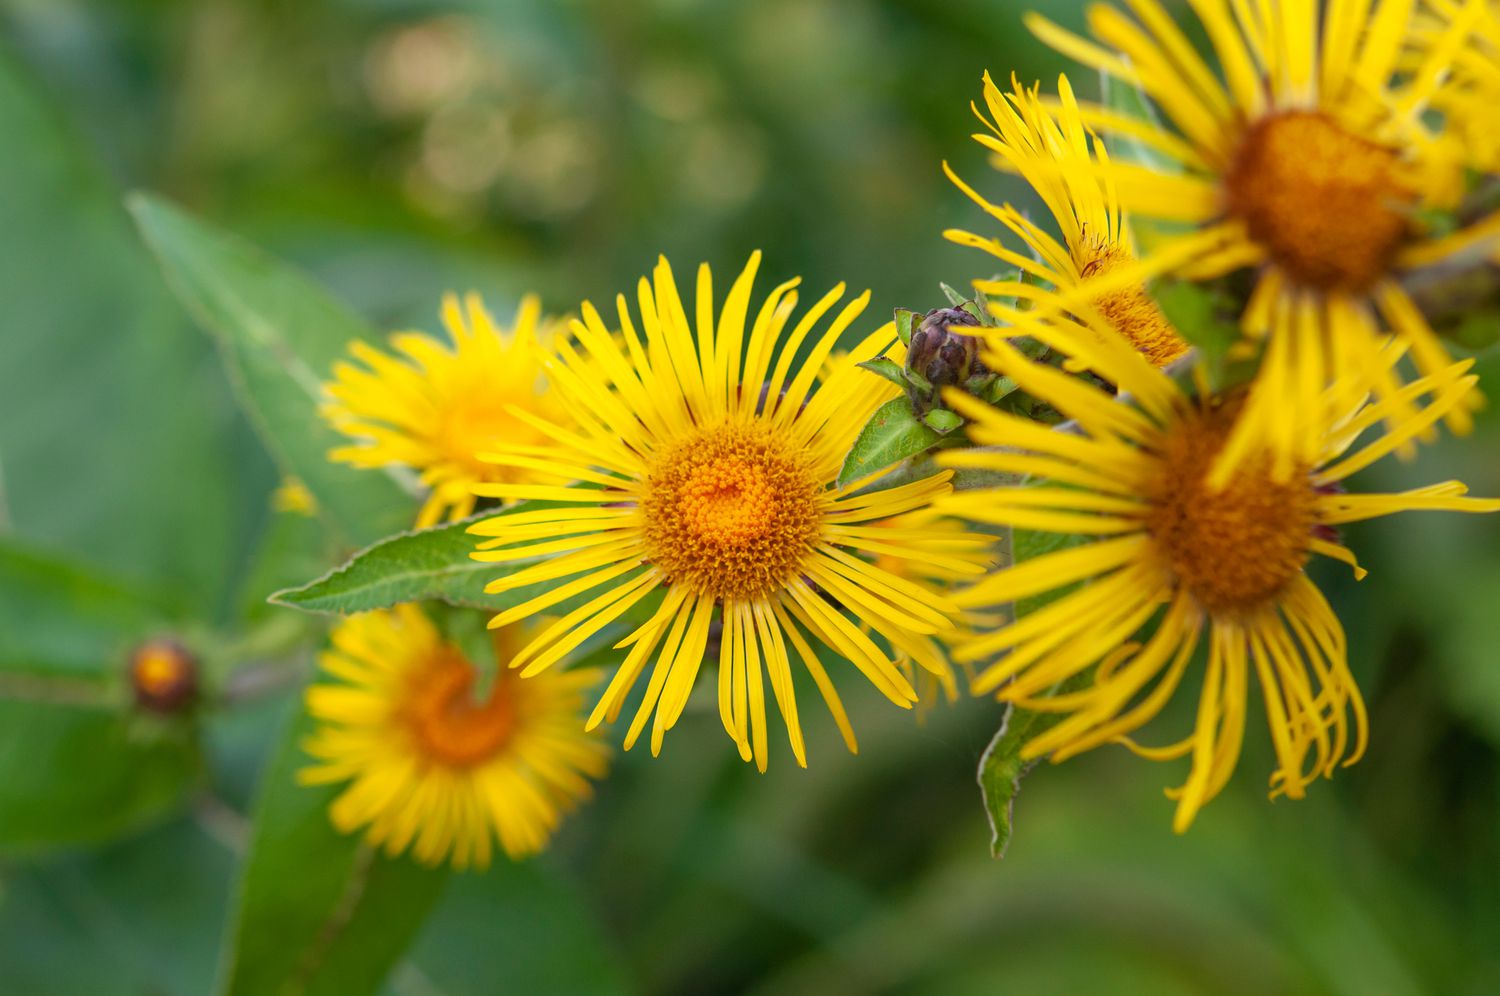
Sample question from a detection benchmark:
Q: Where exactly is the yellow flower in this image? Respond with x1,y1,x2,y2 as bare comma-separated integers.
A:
936,316,1498,831
270,476,319,517
467,253,987,770
1420,0,1500,175
321,293,573,528
866,511,1000,716
1024,0,1500,487
299,605,608,869
946,73,1189,367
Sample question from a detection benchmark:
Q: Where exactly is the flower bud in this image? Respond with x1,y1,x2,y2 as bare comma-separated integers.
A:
128,639,199,714
905,308,987,411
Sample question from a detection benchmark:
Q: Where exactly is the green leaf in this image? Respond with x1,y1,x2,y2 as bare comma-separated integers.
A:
1099,71,1192,252
0,541,172,683
269,516,501,615
396,863,631,996
836,397,944,489
857,356,908,388
1153,280,1240,388
268,504,663,621
128,194,414,550
1099,72,1175,174
976,525,1091,858
0,53,271,615
0,818,234,995
0,542,203,857
217,703,448,996
0,702,204,858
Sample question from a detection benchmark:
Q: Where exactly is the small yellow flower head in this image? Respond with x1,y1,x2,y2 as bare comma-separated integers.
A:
938,316,1499,831
1022,0,1498,483
468,253,990,770
270,476,319,517
321,294,574,528
299,605,609,869
945,73,1188,366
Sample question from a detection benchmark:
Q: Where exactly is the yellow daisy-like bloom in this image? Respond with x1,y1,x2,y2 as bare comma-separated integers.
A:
299,605,608,869
321,293,572,528
1025,0,1500,487
945,73,1190,367
467,253,987,770
936,316,1499,831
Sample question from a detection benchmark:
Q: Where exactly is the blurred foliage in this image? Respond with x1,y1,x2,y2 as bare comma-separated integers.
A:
2,0,1499,994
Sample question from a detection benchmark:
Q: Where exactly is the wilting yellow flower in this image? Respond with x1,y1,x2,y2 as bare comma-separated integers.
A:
299,605,608,869
321,294,572,528
936,317,1498,831
1025,0,1500,487
467,253,986,770
946,73,1189,367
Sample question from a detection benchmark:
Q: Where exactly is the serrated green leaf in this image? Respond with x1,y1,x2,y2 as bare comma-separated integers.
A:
836,397,943,489
217,703,448,996
857,356,908,388
269,516,500,615
128,194,414,550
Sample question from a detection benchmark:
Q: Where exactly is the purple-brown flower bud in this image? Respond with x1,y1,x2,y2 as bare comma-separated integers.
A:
905,308,987,412
128,639,199,715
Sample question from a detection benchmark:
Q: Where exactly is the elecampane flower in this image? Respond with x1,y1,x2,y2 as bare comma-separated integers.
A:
299,605,608,869
467,253,987,770
1024,0,1500,486
946,73,1189,367
936,316,1498,831
321,293,573,528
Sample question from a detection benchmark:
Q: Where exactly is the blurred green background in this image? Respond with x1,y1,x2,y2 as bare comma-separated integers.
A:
2,0,1499,993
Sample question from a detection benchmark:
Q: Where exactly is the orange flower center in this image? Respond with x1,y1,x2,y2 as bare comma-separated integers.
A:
641,422,822,601
1079,241,1188,366
1224,110,1413,293
401,645,516,768
1144,404,1316,615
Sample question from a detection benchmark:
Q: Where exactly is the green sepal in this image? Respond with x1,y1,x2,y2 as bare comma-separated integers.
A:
894,308,920,346
921,408,965,434
857,356,909,389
